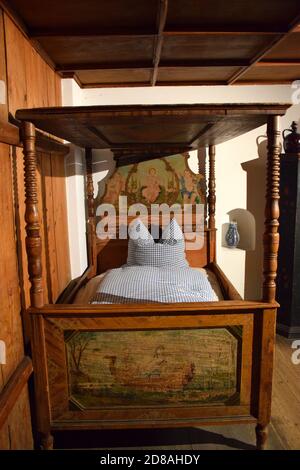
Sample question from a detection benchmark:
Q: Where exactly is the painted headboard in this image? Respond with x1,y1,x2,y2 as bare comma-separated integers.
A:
92,153,214,274
96,152,205,208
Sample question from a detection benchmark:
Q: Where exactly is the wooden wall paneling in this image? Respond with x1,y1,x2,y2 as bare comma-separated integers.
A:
0,143,33,449
4,11,67,304
0,7,64,450
12,145,30,341
45,62,58,107
0,9,8,123
4,387,33,449
17,147,71,307
0,422,9,448
4,13,27,115
40,152,59,303
0,356,32,428
36,151,49,304
54,72,62,106
14,150,68,306
0,143,24,385
4,12,62,115
25,41,44,108
49,152,71,299
0,386,33,449
39,151,71,303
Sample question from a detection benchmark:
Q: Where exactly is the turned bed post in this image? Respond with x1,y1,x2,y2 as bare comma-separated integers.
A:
22,121,52,449
208,144,216,262
85,147,97,277
262,115,281,303
255,114,281,450
22,121,44,308
198,147,207,225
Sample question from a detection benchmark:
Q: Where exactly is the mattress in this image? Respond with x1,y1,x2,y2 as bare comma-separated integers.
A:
73,267,224,304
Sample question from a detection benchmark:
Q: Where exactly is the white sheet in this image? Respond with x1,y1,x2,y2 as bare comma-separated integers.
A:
73,267,223,304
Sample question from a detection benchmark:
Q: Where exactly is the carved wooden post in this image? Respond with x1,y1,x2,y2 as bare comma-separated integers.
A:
208,145,216,262
256,114,281,450
85,147,97,276
208,145,216,230
22,121,43,308
198,147,207,225
262,115,281,303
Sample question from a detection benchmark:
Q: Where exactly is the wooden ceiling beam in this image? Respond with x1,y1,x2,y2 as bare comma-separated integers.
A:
80,81,152,89
235,80,294,85
79,79,298,89
29,28,156,37
150,0,168,86
163,28,287,36
57,61,153,71
256,59,300,66
29,28,289,38
227,15,300,84
79,80,228,89
57,59,249,72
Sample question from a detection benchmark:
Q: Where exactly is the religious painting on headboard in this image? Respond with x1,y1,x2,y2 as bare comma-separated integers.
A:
97,153,205,210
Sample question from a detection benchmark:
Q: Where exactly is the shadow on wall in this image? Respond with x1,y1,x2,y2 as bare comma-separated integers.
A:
65,145,114,178
65,145,115,198
241,136,268,300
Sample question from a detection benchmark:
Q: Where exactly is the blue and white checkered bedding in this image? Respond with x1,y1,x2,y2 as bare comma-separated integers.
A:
90,266,217,304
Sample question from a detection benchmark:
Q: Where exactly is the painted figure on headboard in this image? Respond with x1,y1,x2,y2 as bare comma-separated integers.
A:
103,171,125,205
179,169,199,204
141,167,161,203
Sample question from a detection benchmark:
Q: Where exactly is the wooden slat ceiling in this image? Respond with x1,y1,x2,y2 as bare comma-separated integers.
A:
4,0,300,88
16,104,290,163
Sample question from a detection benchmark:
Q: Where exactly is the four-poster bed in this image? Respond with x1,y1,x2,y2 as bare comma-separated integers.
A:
16,103,289,450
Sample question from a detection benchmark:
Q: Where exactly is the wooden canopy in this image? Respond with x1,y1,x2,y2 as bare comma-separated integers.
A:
3,0,300,88
16,104,290,162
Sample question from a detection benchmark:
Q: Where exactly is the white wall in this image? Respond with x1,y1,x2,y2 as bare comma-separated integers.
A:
62,79,300,297
64,145,88,277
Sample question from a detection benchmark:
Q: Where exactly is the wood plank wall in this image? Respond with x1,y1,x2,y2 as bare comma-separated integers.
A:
0,10,70,449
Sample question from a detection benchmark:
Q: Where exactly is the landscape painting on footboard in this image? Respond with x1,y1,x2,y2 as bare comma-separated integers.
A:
65,328,242,409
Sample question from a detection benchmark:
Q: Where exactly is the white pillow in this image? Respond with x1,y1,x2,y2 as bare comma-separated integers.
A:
127,218,188,268
127,219,153,266
159,218,184,244
128,218,153,241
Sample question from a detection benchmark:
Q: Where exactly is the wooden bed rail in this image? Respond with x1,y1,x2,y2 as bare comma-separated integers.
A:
29,299,278,316
0,117,69,154
0,356,33,430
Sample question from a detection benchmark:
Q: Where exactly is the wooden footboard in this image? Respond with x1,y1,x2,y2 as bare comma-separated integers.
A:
29,300,276,449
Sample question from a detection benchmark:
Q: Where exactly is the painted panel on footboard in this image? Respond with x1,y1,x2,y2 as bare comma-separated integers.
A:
65,328,241,409
43,313,254,425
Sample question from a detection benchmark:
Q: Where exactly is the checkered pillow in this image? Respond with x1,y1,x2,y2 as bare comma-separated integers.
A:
127,218,153,266
127,218,188,268
159,218,184,245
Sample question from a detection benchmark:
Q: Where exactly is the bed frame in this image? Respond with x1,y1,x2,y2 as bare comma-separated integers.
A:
17,104,288,450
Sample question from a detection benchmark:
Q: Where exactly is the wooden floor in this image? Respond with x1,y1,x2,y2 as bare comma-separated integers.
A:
54,335,300,450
